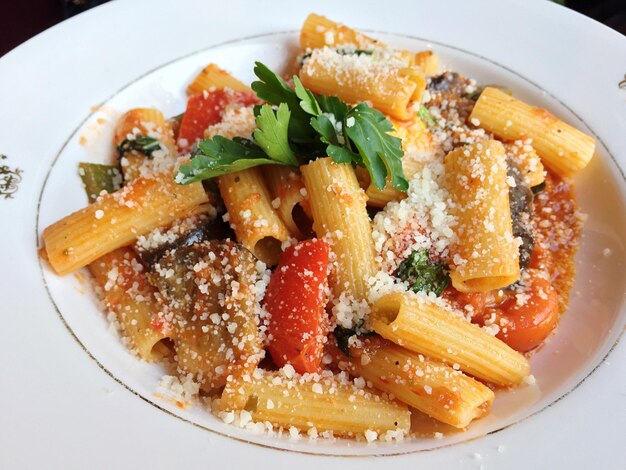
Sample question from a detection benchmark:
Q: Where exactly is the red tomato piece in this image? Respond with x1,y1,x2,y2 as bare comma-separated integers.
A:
264,239,330,374
177,89,257,148
481,275,559,353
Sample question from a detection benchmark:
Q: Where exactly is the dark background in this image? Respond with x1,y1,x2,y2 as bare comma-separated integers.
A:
1,0,625,57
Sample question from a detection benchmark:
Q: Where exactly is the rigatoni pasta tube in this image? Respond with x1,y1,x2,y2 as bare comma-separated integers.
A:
299,50,424,121
42,172,209,275
414,50,439,76
445,140,520,292
299,13,415,66
218,168,290,266
89,247,169,361
370,292,530,386
300,13,378,50
333,338,494,428
469,87,595,177
187,63,250,96
301,158,378,302
114,109,177,181
223,371,411,437
113,108,176,154
264,165,312,239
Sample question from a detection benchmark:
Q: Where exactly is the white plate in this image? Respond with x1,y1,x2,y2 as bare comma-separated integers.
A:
1,0,625,468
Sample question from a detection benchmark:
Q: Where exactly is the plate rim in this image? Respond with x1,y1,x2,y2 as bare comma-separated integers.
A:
2,0,626,466
34,28,626,457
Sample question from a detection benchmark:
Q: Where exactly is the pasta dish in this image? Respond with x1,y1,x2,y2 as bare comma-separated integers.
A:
40,14,593,442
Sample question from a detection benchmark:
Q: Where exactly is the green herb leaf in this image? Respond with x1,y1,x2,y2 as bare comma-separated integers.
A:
251,62,315,143
253,103,298,165
253,63,405,191
327,145,356,164
344,104,407,191
317,95,349,122
251,62,297,107
293,76,322,116
117,136,162,159
175,136,281,184
395,249,450,296
417,105,436,127
310,113,343,147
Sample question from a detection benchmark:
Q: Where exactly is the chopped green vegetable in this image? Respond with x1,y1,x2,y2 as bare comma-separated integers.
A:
175,137,281,184
78,163,121,203
417,105,436,127
395,249,450,296
116,136,161,158
253,103,298,165
176,62,406,191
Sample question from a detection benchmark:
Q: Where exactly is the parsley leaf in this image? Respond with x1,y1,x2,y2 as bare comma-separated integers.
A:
253,103,298,165
310,114,344,146
327,145,356,164
395,249,450,296
317,95,349,121
293,76,322,116
344,104,408,191
175,137,280,184
251,62,315,143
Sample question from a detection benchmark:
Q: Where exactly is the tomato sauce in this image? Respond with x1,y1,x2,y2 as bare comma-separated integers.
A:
531,170,583,313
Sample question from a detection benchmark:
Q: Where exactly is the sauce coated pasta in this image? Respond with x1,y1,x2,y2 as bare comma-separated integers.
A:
40,13,591,441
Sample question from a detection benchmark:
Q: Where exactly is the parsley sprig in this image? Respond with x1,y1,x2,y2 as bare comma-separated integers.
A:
174,137,280,183
176,62,407,191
